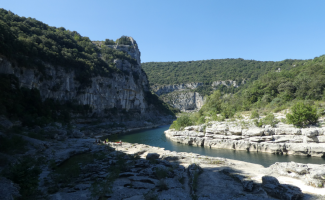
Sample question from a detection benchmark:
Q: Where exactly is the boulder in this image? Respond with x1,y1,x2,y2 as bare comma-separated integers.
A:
264,126,274,136
302,129,318,137
184,126,199,131
146,153,160,160
57,130,67,135
72,130,84,138
317,127,325,135
303,136,318,143
57,135,67,141
262,176,303,200
229,126,242,135
243,128,264,137
206,124,228,134
0,177,20,200
316,136,325,143
274,128,301,135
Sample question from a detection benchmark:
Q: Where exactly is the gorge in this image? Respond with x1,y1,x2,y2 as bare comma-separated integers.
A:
1,7,325,200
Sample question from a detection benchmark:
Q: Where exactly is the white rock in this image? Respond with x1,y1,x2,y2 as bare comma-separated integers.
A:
243,128,264,137
302,129,318,137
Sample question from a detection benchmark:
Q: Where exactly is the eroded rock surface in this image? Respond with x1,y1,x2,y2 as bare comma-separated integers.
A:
165,121,325,158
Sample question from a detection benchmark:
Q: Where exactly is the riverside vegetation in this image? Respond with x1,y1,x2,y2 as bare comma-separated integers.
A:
1,7,325,200
170,55,325,130
142,58,307,96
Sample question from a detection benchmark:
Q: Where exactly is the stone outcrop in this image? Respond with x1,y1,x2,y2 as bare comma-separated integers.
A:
261,176,303,200
151,80,246,111
152,80,246,96
160,91,205,111
0,37,161,118
211,79,246,88
0,177,21,200
165,121,325,157
151,82,203,96
2,123,324,199
267,162,325,188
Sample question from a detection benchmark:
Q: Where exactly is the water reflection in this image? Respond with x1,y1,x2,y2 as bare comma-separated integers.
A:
105,125,325,167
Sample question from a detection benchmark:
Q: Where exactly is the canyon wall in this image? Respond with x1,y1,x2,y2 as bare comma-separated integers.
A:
0,37,165,119
151,80,245,112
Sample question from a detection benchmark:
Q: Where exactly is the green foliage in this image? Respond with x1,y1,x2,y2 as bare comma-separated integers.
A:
142,58,304,87
0,134,26,154
250,110,259,119
0,8,137,88
116,35,132,45
187,55,325,126
254,113,279,127
104,39,115,45
286,101,319,127
90,152,126,199
155,168,169,179
170,114,193,130
2,156,41,199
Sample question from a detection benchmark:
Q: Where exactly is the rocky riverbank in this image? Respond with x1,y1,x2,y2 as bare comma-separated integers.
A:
1,121,325,200
165,119,325,158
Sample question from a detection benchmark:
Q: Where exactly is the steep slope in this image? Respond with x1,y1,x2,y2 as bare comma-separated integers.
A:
0,9,173,126
142,59,307,111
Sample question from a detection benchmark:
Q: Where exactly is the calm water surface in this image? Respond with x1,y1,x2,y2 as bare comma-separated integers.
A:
106,125,325,167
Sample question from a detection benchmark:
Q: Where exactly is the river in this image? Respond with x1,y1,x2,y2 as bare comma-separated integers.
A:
105,125,325,167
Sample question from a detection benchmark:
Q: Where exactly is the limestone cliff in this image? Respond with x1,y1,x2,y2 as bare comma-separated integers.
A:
160,91,204,111
0,37,168,119
165,120,325,158
151,80,245,111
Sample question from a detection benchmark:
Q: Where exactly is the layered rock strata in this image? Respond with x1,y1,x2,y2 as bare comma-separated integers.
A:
151,80,246,111
0,37,158,117
165,122,325,157
160,91,204,111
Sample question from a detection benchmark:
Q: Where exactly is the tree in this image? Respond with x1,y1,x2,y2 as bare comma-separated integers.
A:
286,101,318,127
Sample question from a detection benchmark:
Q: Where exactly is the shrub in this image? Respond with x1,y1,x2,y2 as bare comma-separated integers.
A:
0,135,26,154
286,101,318,127
254,113,279,127
250,110,259,119
263,113,279,127
170,114,193,130
3,156,41,198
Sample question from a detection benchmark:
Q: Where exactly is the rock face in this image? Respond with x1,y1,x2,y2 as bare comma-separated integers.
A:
0,37,159,117
160,91,205,111
261,176,303,200
267,162,325,188
151,80,246,111
211,79,246,88
165,121,325,157
151,83,205,111
0,177,21,200
151,82,203,96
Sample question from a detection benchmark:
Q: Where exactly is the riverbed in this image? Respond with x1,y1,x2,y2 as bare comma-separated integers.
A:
105,125,325,167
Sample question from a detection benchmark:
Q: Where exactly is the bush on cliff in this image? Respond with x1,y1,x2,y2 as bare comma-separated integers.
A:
170,114,193,130
254,113,279,127
286,101,319,127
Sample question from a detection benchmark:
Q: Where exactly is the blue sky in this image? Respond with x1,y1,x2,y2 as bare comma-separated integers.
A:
1,0,325,63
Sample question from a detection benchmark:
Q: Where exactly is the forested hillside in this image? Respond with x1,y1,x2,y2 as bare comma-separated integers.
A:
0,9,139,87
0,8,174,127
171,55,325,129
142,59,307,86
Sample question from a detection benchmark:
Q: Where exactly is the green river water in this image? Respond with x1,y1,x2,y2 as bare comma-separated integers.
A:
106,125,325,167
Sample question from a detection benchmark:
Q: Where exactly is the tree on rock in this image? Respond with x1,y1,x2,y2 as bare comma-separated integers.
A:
286,101,318,127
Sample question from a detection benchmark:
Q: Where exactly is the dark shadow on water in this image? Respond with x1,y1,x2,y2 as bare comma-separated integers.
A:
104,125,325,167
